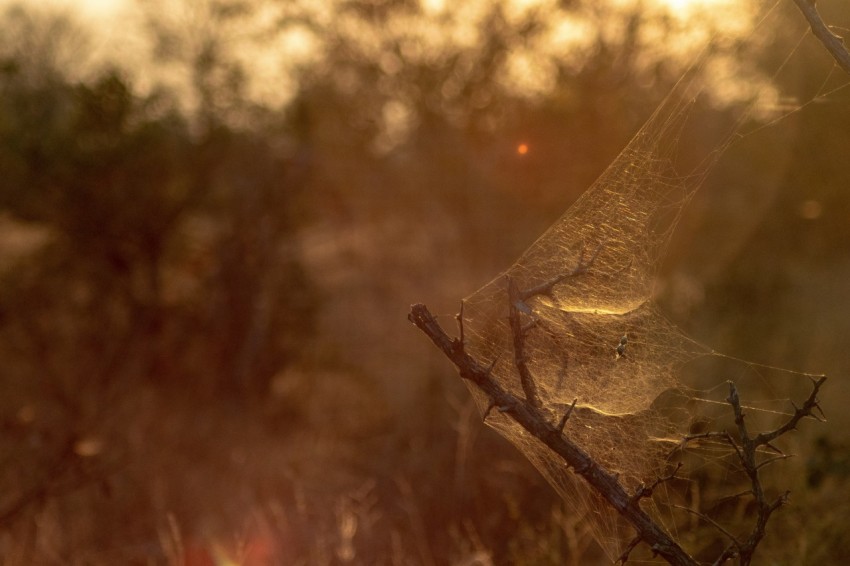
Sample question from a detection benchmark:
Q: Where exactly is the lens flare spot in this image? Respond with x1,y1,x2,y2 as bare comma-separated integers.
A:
799,199,822,220
517,143,529,155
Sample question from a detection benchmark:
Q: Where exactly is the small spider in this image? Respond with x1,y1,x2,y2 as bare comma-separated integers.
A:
615,334,628,359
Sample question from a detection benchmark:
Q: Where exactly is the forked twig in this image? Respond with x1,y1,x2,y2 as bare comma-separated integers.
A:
518,243,604,301
720,377,826,565
507,275,543,408
673,377,826,565
502,245,604,409
456,300,465,345
750,376,826,446
630,462,683,507
616,535,642,565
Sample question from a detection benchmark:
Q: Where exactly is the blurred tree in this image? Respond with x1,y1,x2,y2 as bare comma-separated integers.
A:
0,0,846,562
0,4,317,543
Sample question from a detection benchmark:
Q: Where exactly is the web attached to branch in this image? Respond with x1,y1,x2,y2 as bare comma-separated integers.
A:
457,65,820,559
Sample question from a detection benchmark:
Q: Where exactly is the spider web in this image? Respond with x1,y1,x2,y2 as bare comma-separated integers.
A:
456,61,820,559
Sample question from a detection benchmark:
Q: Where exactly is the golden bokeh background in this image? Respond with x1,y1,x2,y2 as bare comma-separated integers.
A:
0,0,848,563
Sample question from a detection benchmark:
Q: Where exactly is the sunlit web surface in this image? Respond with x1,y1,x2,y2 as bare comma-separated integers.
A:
457,60,822,559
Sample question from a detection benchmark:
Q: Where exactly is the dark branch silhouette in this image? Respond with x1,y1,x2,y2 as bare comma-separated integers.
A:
677,378,826,566
409,302,826,565
408,302,699,566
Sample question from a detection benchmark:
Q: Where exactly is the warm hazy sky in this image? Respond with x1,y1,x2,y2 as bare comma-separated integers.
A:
21,0,734,20
0,0,128,17
0,0,757,115
42,0,128,16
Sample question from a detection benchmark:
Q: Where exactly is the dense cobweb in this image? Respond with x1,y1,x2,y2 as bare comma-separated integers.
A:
456,54,831,558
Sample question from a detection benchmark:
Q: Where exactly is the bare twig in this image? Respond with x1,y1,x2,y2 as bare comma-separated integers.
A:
616,536,642,564
716,490,755,504
671,378,826,564
630,463,683,507
754,453,791,471
518,243,604,301
507,276,543,408
483,399,497,421
712,542,740,566
678,430,744,462
672,504,741,550
752,376,826,446
501,245,604,409
720,377,825,565
557,398,578,433
456,300,465,345
791,0,850,76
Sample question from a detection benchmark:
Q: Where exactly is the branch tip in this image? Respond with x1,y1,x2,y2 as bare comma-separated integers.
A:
792,0,850,76
456,300,465,345
616,536,642,565
630,463,682,506
557,398,578,433
507,277,543,409
483,399,496,422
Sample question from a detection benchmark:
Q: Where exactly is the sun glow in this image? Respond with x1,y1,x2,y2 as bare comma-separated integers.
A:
653,0,733,15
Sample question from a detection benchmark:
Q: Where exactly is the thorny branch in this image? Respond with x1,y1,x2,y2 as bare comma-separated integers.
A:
791,0,850,76
676,377,826,566
411,300,826,564
408,303,699,566
506,244,603,408
507,276,543,408
725,378,824,565
410,237,825,565
517,243,604,302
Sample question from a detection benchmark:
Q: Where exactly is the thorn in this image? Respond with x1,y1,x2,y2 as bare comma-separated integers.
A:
483,399,496,421
770,491,791,512
557,398,578,433
575,462,591,474
650,544,661,557
616,536,641,564
630,462,682,505
456,301,465,345
726,381,740,405
764,442,784,455
629,483,648,506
